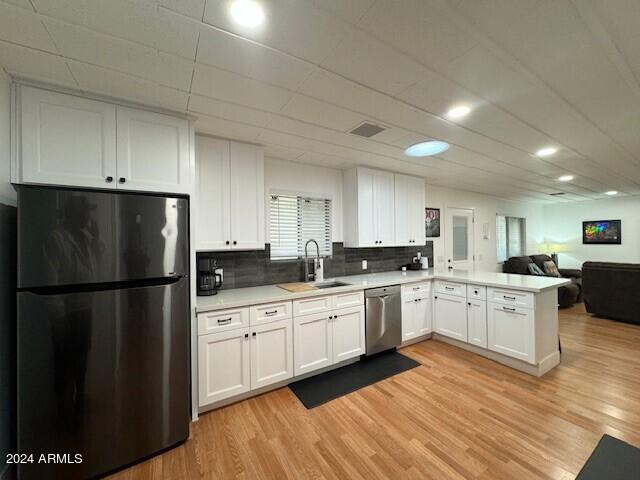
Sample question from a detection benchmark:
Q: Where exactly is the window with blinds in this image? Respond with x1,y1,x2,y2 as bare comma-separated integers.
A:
269,194,332,260
496,215,526,262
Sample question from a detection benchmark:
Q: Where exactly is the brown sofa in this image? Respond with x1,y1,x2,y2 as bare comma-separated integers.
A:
582,262,640,324
503,254,582,308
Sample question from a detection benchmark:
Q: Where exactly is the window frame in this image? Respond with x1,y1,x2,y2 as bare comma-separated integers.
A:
496,214,527,263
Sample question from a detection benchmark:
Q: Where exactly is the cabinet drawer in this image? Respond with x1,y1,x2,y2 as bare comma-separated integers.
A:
293,295,333,316
434,280,466,298
487,288,534,309
333,291,364,309
198,307,249,335
467,285,486,301
402,282,431,299
250,301,292,326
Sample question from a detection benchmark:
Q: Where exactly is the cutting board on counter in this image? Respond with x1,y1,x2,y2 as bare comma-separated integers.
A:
277,282,318,293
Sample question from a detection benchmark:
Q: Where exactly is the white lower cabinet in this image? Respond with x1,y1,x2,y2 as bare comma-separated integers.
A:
198,327,251,406
294,305,365,376
487,303,535,363
294,312,333,375
250,319,293,389
402,295,432,341
467,300,487,348
332,305,365,363
433,292,468,342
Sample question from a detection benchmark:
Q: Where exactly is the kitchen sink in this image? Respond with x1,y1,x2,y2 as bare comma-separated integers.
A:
312,281,351,289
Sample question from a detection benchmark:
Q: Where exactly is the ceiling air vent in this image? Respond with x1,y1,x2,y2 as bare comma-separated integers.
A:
348,121,386,138
549,192,565,196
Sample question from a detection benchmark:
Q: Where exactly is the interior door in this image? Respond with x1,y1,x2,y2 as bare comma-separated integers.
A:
445,207,475,271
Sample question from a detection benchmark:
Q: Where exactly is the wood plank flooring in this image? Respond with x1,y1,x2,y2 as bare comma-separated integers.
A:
109,304,640,479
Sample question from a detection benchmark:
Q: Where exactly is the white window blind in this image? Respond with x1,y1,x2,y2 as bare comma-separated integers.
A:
270,194,332,259
496,215,526,262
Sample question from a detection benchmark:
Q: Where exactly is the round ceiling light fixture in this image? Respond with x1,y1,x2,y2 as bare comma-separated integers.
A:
536,147,557,157
405,140,450,157
230,0,265,28
447,105,471,119
557,175,574,182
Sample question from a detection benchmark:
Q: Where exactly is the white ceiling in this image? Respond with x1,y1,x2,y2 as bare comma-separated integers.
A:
1,0,640,203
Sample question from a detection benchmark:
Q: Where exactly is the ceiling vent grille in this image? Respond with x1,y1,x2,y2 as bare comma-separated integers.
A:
348,121,386,138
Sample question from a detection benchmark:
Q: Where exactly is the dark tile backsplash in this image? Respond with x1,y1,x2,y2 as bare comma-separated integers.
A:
198,242,434,289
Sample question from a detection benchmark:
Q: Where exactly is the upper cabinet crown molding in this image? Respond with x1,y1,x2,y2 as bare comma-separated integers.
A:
12,85,193,195
195,135,265,252
343,166,424,248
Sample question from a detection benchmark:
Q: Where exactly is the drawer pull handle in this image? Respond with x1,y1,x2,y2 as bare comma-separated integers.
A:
502,306,516,312
244,333,249,339
445,286,454,290
265,310,278,316
217,317,232,324
503,295,516,300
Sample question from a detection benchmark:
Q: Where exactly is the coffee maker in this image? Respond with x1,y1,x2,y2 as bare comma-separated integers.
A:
197,258,223,296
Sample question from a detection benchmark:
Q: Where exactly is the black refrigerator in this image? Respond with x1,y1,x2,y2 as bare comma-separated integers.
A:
16,185,190,479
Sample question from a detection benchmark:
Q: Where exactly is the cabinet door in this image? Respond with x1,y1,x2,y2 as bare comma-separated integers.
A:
250,319,293,389
487,304,535,363
467,300,487,348
356,168,376,247
195,136,231,250
229,142,264,250
294,312,332,375
394,174,410,246
332,305,365,363
374,170,395,246
401,295,418,341
434,293,468,342
116,106,190,193
20,86,117,188
198,328,250,406
416,298,432,335
408,176,425,246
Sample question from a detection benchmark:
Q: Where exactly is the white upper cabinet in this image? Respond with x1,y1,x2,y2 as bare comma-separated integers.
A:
394,174,425,246
19,86,117,189
343,167,396,247
116,106,190,194
15,85,192,194
195,135,265,251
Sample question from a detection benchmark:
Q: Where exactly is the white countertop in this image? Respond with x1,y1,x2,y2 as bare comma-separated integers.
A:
196,269,570,313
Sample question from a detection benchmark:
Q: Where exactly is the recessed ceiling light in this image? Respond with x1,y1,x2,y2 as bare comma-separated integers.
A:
536,147,557,157
605,190,618,196
230,0,264,27
405,141,450,157
447,105,471,119
558,175,574,182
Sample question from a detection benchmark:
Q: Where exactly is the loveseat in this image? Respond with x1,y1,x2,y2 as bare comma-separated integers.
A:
582,262,640,324
503,254,582,308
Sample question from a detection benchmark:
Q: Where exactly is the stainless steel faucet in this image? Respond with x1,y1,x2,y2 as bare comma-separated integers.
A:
304,239,322,282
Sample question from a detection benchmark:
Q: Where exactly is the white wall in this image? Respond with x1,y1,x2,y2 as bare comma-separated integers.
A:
264,157,343,242
543,196,640,268
426,184,545,272
0,70,14,206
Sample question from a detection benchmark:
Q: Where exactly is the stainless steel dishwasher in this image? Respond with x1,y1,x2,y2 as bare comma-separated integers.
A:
365,285,402,355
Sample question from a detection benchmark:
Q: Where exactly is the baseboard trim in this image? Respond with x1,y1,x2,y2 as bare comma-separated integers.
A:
433,334,560,377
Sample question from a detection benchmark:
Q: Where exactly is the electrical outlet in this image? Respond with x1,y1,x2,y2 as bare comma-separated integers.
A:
362,260,367,270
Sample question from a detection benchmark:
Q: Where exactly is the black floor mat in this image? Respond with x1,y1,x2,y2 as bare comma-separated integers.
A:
577,434,640,480
288,350,420,409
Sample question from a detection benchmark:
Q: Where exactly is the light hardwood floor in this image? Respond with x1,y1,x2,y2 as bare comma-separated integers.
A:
109,304,640,479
